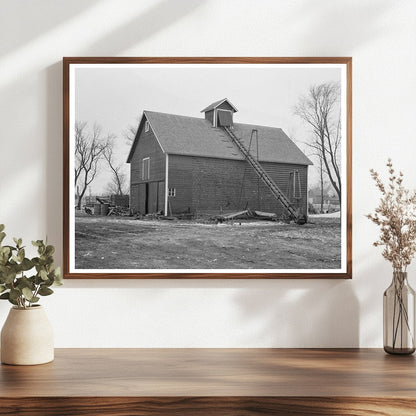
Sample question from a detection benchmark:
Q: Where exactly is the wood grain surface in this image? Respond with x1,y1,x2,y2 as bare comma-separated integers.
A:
1,348,415,415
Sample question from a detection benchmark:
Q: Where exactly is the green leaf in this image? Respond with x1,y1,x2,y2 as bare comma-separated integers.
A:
0,232,6,244
45,245,55,256
42,256,54,266
0,291,17,306
13,237,22,248
34,274,43,285
21,286,33,298
32,240,43,247
9,288,21,301
0,246,11,257
0,224,4,232
0,246,10,254
4,245,17,251
2,270,17,285
17,248,25,263
39,269,48,281
20,258,33,271
22,287,34,301
38,287,53,296
0,286,7,294
0,249,9,266
17,276,35,290
42,276,54,287
52,267,63,285
8,263,20,275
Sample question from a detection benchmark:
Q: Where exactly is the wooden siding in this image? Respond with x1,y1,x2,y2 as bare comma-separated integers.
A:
216,101,235,112
204,109,214,124
138,183,146,213
130,184,139,213
168,154,308,216
129,121,165,213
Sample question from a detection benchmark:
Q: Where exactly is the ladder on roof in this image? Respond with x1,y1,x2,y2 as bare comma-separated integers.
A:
223,126,306,224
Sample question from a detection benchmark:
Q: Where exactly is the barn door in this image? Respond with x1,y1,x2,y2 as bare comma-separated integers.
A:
145,183,149,214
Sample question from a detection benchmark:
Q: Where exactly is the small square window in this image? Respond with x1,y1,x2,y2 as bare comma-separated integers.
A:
168,188,176,197
145,121,150,132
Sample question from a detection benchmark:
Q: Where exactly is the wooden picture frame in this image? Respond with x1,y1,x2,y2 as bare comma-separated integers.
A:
63,57,352,279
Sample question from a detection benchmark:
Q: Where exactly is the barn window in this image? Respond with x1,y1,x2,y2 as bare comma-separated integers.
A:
142,157,150,180
168,188,176,197
145,120,150,132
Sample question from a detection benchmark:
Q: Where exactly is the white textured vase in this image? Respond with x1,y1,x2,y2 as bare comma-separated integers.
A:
1,305,54,365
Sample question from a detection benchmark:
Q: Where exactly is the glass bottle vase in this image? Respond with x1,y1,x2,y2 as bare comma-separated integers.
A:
383,271,415,355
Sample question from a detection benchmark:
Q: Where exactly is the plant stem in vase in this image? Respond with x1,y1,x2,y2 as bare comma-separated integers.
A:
384,271,415,354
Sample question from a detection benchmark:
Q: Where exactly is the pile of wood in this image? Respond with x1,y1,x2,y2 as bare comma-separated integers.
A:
87,197,131,217
107,206,131,216
213,209,278,223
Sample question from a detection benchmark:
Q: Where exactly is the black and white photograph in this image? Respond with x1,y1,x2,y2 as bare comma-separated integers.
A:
64,58,352,278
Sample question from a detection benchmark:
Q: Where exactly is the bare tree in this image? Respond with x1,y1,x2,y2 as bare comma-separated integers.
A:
123,118,140,145
103,140,128,196
295,82,341,203
318,156,324,213
105,174,128,196
74,121,109,209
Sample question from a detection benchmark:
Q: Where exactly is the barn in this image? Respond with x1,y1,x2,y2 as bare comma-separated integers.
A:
127,99,313,220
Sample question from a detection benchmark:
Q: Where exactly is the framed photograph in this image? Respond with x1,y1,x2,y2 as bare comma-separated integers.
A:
63,57,352,279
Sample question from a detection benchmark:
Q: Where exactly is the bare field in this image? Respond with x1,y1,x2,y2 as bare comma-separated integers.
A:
74,215,341,270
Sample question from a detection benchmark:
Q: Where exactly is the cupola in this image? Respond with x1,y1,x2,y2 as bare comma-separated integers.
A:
201,98,238,127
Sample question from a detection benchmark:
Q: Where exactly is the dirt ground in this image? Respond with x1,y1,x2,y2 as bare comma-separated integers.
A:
74,214,341,270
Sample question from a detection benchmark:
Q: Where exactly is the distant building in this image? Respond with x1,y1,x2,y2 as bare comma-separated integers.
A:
127,99,312,217
308,189,340,213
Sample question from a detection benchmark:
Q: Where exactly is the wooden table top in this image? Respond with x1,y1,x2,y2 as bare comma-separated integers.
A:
1,348,415,398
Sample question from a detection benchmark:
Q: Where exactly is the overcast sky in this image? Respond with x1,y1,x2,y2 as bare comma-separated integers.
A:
74,64,342,194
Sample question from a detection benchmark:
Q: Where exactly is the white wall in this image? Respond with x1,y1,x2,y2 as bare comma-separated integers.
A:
1,0,415,347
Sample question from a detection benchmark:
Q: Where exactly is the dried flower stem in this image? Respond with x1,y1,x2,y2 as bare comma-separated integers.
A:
366,159,416,272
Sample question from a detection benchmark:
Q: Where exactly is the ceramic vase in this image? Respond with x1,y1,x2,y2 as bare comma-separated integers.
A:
1,305,54,365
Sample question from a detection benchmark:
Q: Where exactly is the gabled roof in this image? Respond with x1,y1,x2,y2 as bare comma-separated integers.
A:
127,111,312,166
200,98,238,113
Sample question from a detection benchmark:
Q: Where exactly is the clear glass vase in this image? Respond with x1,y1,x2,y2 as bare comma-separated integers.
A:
383,271,415,355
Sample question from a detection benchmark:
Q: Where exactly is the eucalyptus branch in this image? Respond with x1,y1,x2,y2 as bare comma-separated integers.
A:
0,225,63,309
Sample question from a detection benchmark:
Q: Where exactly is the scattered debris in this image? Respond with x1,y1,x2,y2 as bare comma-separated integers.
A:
132,211,177,221
213,209,278,223
107,206,131,217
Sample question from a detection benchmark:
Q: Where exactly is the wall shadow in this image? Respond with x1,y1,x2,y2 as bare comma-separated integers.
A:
288,0,393,52
81,0,205,55
0,0,101,56
46,62,63,263
233,279,359,347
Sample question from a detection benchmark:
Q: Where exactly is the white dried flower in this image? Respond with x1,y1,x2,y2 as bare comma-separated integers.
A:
367,159,416,272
